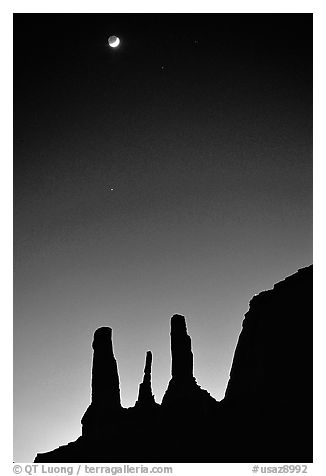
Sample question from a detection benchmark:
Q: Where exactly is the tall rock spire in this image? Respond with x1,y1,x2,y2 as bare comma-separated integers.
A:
162,314,215,410
81,327,121,435
161,314,196,408
135,351,156,408
91,327,121,409
170,314,194,379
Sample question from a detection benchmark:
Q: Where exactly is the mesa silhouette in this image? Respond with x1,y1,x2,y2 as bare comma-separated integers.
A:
34,265,312,462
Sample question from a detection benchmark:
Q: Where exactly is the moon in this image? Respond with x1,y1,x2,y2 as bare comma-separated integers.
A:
108,36,120,48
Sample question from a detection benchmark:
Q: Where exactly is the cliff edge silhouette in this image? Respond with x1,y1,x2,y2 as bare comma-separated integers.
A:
34,265,312,462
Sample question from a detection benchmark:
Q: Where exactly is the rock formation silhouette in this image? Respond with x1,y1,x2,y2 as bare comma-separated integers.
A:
220,265,313,462
81,327,122,438
161,314,216,413
135,351,157,408
34,265,312,463
91,327,121,409
171,314,193,378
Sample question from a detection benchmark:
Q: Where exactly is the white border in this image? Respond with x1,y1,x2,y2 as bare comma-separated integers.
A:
3,2,324,474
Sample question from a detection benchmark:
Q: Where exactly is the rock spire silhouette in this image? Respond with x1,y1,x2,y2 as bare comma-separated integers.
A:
34,265,312,463
81,327,121,435
170,314,193,379
91,327,121,408
135,351,156,408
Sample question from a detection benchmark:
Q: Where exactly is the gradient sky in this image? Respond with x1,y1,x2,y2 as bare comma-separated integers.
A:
14,13,312,461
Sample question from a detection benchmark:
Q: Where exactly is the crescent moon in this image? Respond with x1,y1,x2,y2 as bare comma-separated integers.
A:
108,36,120,48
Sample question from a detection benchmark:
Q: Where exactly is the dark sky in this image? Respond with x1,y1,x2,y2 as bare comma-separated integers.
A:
14,13,312,461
